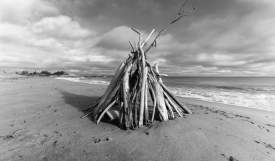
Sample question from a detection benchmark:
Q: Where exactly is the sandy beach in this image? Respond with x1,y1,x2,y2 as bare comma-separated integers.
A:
1,77,275,161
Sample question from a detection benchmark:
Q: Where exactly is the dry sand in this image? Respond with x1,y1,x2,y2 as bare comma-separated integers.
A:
0,77,275,161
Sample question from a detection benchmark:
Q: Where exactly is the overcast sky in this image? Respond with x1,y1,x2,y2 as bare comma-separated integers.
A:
0,0,275,76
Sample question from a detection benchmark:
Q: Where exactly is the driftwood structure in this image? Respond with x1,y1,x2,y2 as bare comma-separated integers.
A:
82,1,194,129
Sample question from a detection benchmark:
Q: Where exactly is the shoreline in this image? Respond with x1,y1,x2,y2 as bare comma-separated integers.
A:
1,77,275,161
55,77,275,113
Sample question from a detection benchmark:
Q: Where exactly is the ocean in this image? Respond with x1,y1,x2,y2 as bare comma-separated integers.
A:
56,76,275,112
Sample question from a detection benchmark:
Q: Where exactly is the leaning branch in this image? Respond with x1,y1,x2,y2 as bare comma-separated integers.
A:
145,0,195,54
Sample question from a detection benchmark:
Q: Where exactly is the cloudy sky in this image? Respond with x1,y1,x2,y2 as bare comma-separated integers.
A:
0,0,275,76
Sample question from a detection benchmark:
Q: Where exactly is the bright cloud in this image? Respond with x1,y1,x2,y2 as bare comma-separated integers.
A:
0,0,108,68
32,15,95,39
0,0,275,76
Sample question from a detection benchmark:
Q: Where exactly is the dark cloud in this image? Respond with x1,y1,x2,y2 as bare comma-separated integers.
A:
1,0,275,76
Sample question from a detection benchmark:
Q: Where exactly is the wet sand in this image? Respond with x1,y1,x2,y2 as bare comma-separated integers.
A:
0,77,275,161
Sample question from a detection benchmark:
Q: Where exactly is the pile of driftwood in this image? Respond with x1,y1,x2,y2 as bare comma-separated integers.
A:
82,1,194,129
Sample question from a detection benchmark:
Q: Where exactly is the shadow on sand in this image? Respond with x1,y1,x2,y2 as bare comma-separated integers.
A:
59,90,100,123
59,90,99,112
59,90,120,127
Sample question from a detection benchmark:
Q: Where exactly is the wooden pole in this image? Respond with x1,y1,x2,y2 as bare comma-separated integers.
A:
139,64,148,126
148,82,157,122
141,29,155,48
123,63,132,129
164,91,183,117
96,99,117,124
154,80,168,121
161,83,192,114
144,77,149,124
91,61,126,119
138,45,148,126
165,99,175,119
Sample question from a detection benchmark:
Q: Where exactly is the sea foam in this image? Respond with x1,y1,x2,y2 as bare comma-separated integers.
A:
56,76,275,112
56,77,110,85
171,87,275,112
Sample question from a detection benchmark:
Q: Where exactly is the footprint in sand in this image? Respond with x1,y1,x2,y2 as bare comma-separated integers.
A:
92,136,112,144
254,140,275,151
221,154,239,161
53,140,58,147
203,106,272,133
0,128,24,141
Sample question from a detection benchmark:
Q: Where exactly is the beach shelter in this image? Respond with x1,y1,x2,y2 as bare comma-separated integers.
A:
82,1,193,129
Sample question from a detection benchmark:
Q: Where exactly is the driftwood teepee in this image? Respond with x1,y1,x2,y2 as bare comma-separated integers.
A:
82,1,194,129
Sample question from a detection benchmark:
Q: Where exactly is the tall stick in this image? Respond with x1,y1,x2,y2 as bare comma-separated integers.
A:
144,0,193,54
141,29,155,48
165,99,175,119
148,82,157,122
139,47,148,127
144,78,149,124
154,80,168,121
164,91,183,117
123,63,132,129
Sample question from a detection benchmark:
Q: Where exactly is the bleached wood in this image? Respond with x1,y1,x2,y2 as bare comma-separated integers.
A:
165,99,175,119
144,78,149,123
149,73,168,121
159,74,168,77
87,1,194,129
154,63,162,82
148,78,157,122
139,60,148,126
161,82,192,114
96,99,116,124
131,27,141,35
129,41,135,52
122,63,132,128
155,81,168,120
92,62,125,111
154,63,191,115
82,62,125,119
164,91,183,117
141,29,155,48
92,59,131,120
144,0,192,54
